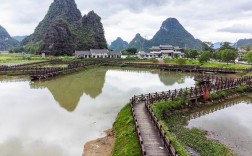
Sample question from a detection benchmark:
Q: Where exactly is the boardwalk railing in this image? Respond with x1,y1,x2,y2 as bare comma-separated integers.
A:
131,76,252,105
145,102,177,156
123,62,242,73
130,102,147,155
130,75,252,155
1,60,250,80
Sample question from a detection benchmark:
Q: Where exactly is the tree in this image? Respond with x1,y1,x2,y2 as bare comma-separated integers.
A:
212,51,222,61
184,49,199,59
198,51,211,63
126,48,137,55
121,51,129,55
220,49,237,64
202,42,214,52
220,42,235,50
244,51,252,63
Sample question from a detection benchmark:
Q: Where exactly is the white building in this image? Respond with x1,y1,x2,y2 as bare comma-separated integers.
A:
149,45,184,58
75,49,121,58
137,51,159,59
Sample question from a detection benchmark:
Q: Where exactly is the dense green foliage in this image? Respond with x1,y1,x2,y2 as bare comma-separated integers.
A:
112,104,141,156
219,42,235,51
198,51,211,63
209,85,249,100
202,42,214,52
220,49,237,64
244,51,252,63
124,48,138,55
184,49,199,59
152,97,187,120
163,58,250,69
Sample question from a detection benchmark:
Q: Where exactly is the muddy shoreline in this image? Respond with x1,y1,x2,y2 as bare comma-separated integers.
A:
83,129,115,156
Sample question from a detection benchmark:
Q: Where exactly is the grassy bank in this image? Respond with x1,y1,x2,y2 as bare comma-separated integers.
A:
112,104,141,156
164,59,250,70
164,114,235,156
0,54,47,65
150,86,250,156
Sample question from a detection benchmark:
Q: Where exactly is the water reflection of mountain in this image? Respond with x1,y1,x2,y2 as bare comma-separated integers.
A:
158,72,189,86
30,68,107,112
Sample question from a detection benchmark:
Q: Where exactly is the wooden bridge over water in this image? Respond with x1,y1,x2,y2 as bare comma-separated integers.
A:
130,76,252,155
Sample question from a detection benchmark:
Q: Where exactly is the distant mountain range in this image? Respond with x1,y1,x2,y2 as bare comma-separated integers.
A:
0,25,19,51
236,39,252,48
12,36,27,42
109,18,202,51
109,37,129,51
212,39,252,50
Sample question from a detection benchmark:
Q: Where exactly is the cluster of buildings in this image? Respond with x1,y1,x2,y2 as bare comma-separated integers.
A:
74,45,183,59
137,45,184,59
75,49,121,58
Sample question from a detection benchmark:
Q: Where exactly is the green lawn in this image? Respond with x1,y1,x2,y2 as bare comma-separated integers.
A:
112,104,141,156
0,54,47,65
164,59,250,70
151,98,236,156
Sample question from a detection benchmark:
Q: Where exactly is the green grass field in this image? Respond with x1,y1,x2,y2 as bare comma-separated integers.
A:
164,59,250,70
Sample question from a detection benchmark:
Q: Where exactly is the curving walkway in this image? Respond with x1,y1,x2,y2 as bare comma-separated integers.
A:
133,101,169,156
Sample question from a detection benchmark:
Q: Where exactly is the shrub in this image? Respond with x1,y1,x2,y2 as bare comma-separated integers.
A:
176,58,187,65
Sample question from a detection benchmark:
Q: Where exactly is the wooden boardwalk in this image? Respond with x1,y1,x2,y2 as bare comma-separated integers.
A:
133,101,169,156
131,75,252,156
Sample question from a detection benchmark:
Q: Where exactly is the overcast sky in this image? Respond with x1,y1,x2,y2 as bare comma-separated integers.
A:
0,0,252,44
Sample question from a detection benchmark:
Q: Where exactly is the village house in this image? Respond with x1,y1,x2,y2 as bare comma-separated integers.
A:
149,45,184,58
75,49,121,58
137,51,160,59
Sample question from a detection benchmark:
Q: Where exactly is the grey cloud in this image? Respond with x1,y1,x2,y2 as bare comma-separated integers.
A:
218,24,252,34
1,0,252,42
77,0,168,15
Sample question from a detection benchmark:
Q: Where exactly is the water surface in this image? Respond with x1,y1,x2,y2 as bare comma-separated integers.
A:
0,67,195,156
188,96,252,156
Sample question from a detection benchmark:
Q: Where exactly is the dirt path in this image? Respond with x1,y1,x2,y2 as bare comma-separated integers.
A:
83,129,115,156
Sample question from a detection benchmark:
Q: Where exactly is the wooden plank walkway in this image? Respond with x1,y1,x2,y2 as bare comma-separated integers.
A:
133,101,169,156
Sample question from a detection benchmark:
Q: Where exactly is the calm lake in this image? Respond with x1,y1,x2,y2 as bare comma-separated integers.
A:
0,67,195,156
188,96,252,156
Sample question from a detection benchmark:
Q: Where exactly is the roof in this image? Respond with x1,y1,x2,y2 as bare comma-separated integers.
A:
161,50,174,53
90,49,109,54
138,51,146,54
75,51,92,55
108,51,121,55
160,45,173,48
150,52,161,54
150,46,160,50
174,46,182,50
